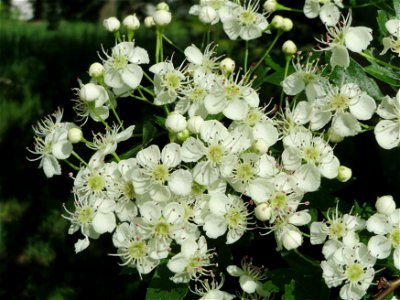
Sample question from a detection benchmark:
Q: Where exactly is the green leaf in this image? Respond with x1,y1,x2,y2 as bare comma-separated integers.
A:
145,264,188,300
330,58,383,100
364,63,400,87
283,279,295,300
142,120,158,146
377,10,391,37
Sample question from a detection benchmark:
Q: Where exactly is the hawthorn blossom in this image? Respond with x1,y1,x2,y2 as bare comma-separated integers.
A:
191,275,234,300
366,204,400,269
374,89,400,149
303,0,343,26
321,243,376,300
132,143,192,202
219,1,269,41
317,13,373,69
380,18,400,56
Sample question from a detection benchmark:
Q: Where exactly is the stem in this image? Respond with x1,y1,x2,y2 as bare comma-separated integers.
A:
244,40,249,74
276,4,303,13
163,34,184,54
280,54,292,106
360,51,400,72
293,249,320,268
108,98,124,129
143,71,154,85
64,159,80,171
373,277,400,300
71,150,87,167
112,152,121,162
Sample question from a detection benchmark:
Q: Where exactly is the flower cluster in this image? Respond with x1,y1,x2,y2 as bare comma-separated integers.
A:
28,0,400,299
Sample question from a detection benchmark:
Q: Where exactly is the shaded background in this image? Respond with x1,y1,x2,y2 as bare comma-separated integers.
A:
1,0,399,299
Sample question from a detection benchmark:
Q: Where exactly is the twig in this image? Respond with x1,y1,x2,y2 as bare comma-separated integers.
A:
373,277,400,300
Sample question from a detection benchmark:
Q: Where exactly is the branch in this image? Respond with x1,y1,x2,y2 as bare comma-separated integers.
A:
373,277,400,300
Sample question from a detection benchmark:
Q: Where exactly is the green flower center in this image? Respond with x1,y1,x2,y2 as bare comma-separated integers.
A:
78,207,93,224
192,182,206,195
164,72,181,90
240,10,256,26
390,228,400,247
245,110,262,127
270,192,287,209
346,263,364,283
330,93,349,111
123,182,135,200
329,221,345,239
303,146,320,163
189,87,206,102
113,55,128,69
88,174,106,192
151,164,169,183
128,240,147,259
225,83,240,100
226,207,244,228
236,162,254,183
154,222,170,237
207,144,225,163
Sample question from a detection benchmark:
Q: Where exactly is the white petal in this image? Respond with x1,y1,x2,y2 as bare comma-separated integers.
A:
288,210,311,226
349,93,376,120
209,193,230,215
193,161,220,185
204,214,227,238
92,212,116,234
140,202,161,223
149,183,171,202
368,235,392,259
319,156,339,179
320,3,340,26
167,254,187,273
282,73,305,95
393,247,400,270
331,112,361,137
223,99,248,120
303,0,320,19
310,222,327,245
74,236,90,253
239,275,258,293
161,143,181,168
121,64,143,89
294,164,321,192
345,26,373,53
116,125,135,142
204,94,226,114
184,44,204,65
129,46,150,64
330,45,349,69
52,140,72,159
181,137,207,162
340,283,366,300
42,155,61,178
374,120,400,149
226,265,244,277
163,202,185,224
181,238,198,257
385,19,400,35
137,145,160,169
169,169,192,196
366,213,391,235
222,19,241,40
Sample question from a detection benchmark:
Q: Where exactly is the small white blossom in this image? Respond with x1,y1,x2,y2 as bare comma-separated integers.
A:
304,0,343,26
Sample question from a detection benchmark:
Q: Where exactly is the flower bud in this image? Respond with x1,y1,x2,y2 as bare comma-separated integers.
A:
153,10,172,26
144,16,155,28
88,62,104,78
282,40,297,55
199,6,218,24
165,112,187,133
156,2,170,11
281,18,293,32
263,0,277,12
271,15,284,29
220,57,236,74
282,229,303,250
187,116,204,134
123,14,140,31
254,203,272,221
375,195,396,215
176,129,190,142
336,165,352,182
68,127,83,144
103,17,120,32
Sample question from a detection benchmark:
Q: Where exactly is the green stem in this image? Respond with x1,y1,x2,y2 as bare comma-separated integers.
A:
276,4,303,13
108,98,124,129
244,40,249,74
360,51,400,72
71,150,88,167
143,71,154,85
162,34,184,54
294,249,320,268
112,152,121,162
280,54,292,106
64,159,80,171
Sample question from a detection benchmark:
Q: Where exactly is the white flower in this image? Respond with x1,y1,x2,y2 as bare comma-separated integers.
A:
317,13,373,69
380,18,400,56
374,89,400,149
310,82,376,137
150,61,186,105
184,43,220,78
304,0,343,26
282,127,340,192
321,243,376,300
204,74,260,121
226,256,267,295
111,222,160,277
366,208,400,269
167,236,216,283
63,194,116,253
132,143,192,202
203,193,250,244
189,0,230,25
219,1,269,40
181,120,250,185
192,275,235,300
103,41,149,91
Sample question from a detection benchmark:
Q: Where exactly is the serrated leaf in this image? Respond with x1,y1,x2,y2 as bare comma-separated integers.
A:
283,279,295,300
330,58,383,100
377,10,391,36
364,63,400,87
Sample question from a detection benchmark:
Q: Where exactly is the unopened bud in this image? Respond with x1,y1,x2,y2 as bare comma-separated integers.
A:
187,116,204,134
156,2,170,11
89,62,104,78
282,229,303,250
79,83,102,102
336,166,352,182
144,16,155,28
282,40,297,55
165,112,187,133
153,10,172,26
68,127,83,144
220,57,236,74
176,129,190,142
254,203,272,221
103,17,120,32
271,15,284,29
123,14,140,31
281,18,293,32
263,0,278,12
375,195,396,215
